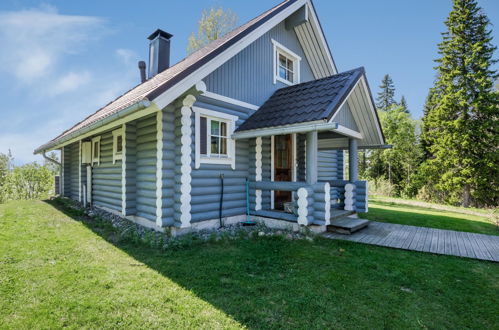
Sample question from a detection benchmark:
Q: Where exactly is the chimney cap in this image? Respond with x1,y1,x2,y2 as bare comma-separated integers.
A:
148,29,173,41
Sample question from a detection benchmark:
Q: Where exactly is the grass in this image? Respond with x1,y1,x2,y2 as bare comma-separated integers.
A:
360,199,499,236
1,200,498,329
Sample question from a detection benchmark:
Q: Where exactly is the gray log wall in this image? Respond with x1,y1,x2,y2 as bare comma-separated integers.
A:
189,97,256,223
318,150,343,181
123,122,137,215
134,115,158,221
92,131,121,211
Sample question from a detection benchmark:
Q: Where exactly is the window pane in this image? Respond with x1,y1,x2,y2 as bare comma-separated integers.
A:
211,136,219,154
286,58,293,71
211,120,219,136
279,54,287,67
287,71,294,83
116,135,123,153
220,137,227,155
200,116,207,155
220,122,227,137
93,142,99,158
279,66,287,80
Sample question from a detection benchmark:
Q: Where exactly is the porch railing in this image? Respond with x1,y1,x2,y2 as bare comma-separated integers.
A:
248,181,332,225
321,180,369,213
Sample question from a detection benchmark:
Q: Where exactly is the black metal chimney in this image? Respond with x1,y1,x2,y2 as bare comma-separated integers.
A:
147,29,173,78
138,61,146,83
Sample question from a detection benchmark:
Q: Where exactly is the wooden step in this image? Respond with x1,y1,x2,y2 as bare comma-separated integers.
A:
330,210,355,220
327,218,370,235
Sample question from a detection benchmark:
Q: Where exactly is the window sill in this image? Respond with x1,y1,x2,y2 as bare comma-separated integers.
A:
197,156,235,169
275,76,295,86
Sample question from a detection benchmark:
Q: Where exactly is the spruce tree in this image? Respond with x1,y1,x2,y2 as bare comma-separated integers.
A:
399,95,410,114
376,74,396,111
421,0,498,207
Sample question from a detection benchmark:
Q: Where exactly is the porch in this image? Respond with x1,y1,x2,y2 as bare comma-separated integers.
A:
245,133,369,227
232,67,386,227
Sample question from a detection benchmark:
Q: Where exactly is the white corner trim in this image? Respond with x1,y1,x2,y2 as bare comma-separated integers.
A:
193,106,238,170
91,136,101,166
297,187,308,225
155,111,164,227
255,137,262,211
112,128,123,164
344,183,354,211
121,123,127,215
334,125,363,140
364,181,369,212
179,95,194,228
78,140,82,202
324,182,331,225
202,91,259,111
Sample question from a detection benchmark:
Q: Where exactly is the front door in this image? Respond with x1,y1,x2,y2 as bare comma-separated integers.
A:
274,134,293,210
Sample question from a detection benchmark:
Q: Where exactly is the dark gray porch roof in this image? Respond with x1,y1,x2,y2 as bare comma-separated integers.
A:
236,67,365,132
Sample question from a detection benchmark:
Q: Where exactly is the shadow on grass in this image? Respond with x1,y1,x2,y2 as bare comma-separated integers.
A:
43,199,499,329
361,201,499,236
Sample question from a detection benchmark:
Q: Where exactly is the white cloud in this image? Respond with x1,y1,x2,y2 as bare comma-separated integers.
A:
0,5,105,82
50,71,92,96
0,6,142,164
116,48,137,65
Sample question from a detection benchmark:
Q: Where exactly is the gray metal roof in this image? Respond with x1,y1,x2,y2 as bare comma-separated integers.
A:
34,0,297,153
236,67,365,132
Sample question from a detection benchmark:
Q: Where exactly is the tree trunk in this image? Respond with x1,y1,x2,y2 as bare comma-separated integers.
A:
463,184,471,208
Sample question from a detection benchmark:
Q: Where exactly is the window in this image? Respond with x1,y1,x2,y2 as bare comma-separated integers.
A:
272,39,301,85
112,128,124,164
278,54,294,83
91,136,101,165
193,107,238,169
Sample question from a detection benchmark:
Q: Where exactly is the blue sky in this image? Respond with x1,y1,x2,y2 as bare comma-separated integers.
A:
0,0,498,164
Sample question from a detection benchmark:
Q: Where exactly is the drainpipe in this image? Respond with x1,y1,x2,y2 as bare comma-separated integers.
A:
42,151,61,166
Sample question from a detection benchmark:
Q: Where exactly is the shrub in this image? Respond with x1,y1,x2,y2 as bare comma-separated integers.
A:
0,163,53,201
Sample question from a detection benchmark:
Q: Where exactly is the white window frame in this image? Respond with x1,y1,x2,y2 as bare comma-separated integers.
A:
112,128,124,164
193,106,238,170
272,39,301,86
91,136,101,166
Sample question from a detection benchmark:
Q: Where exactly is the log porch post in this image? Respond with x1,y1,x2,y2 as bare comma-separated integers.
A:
348,138,358,182
306,131,318,184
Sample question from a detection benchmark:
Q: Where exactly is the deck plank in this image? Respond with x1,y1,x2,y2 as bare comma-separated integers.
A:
323,221,498,262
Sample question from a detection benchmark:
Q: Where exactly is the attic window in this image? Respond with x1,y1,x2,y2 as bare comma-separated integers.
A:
193,107,238,170
272,39,301,85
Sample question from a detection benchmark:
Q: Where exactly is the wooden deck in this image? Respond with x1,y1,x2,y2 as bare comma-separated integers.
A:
324,221,499,262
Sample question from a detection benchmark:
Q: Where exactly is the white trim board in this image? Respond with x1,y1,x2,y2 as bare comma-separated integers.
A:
201,91,259,111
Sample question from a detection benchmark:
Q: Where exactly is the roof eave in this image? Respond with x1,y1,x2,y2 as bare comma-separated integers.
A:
33,99,151,154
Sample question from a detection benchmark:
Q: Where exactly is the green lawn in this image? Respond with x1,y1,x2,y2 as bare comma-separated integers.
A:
1,200,498,329
360,199,499,236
